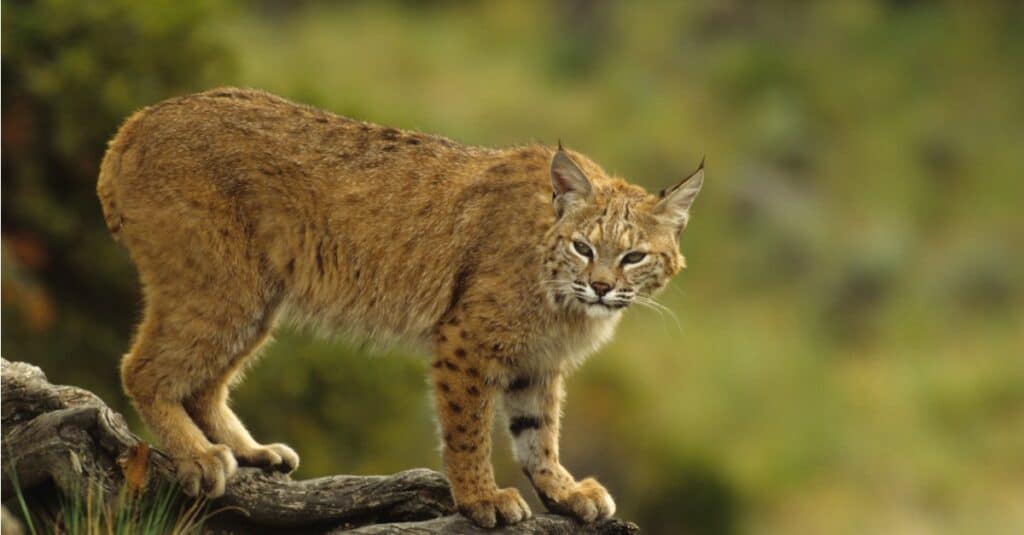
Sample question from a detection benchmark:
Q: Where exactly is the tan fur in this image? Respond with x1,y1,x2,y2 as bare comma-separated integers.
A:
97,87,702,526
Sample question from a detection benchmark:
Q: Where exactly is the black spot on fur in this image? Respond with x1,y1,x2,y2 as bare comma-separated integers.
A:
488,163,514,175
380,128,401,140
444,266,472,325
431,361,443,369
456,424,467,433
454,348,467,358
382,144,398,152
467,367,480,378
315,243,325,276
467,386,480,396
448,401,463,413
405,137,422,145
507,376,531,392
509,416,542,436
438,382,451,393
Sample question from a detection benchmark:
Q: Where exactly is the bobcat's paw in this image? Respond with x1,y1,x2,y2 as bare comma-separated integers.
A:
175,444,237,498
236,443,300,473
457,487,532,528
540,477,616,523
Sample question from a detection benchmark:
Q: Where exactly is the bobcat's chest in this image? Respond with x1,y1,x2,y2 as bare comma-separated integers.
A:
523,312,623,374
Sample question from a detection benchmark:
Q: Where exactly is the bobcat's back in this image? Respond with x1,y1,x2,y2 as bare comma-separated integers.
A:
98,87,559,342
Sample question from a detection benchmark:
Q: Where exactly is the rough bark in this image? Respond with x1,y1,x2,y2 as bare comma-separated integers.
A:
0,359,639,534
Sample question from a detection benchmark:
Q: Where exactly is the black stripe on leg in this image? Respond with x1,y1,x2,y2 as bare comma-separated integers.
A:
509,416,542,436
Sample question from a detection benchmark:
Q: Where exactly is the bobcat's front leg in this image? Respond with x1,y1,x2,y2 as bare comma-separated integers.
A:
503,372,616,522
432,322,531,527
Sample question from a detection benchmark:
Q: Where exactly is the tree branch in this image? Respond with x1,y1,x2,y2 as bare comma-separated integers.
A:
0,359,639,534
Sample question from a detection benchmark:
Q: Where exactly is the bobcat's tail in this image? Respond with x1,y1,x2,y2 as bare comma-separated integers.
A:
97,109,147,242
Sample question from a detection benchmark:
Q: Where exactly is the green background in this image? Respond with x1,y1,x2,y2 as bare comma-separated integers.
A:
3,1,1023,533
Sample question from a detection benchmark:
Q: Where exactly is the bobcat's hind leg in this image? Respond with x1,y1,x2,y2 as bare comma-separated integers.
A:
183,305,299,474
186,367,299,473
124,283,295,497
122,302,243,498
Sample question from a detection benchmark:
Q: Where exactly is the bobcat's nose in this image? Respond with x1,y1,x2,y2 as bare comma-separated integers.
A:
590,281,612,297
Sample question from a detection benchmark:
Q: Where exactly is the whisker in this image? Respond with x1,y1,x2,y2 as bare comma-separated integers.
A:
638,297,679,330
666,283,686,300
634,295,684,335
631,300,671,335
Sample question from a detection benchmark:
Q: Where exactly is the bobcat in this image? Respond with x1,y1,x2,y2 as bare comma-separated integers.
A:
97,87,703,527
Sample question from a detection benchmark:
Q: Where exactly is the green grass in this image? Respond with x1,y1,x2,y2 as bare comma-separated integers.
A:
7,460,218,535
51,483,207,535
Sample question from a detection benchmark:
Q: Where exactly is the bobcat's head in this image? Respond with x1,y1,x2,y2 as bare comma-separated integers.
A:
543,146,703,319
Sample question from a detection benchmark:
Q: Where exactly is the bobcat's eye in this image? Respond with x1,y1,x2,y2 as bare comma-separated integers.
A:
572,240,593,259
621,251,646,265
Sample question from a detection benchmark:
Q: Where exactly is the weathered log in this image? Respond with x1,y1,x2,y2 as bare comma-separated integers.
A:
0,359,639,533
340,515,640,535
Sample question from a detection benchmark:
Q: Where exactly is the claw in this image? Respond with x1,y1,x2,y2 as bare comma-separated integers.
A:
175,445,236,498
458,487,532,528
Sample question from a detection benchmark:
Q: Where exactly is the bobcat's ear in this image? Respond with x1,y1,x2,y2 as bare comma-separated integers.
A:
654,158,704,234
550,144,592,218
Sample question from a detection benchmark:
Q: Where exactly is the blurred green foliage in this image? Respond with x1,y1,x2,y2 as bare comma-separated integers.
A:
2,0,229,405
3,1,1024,534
